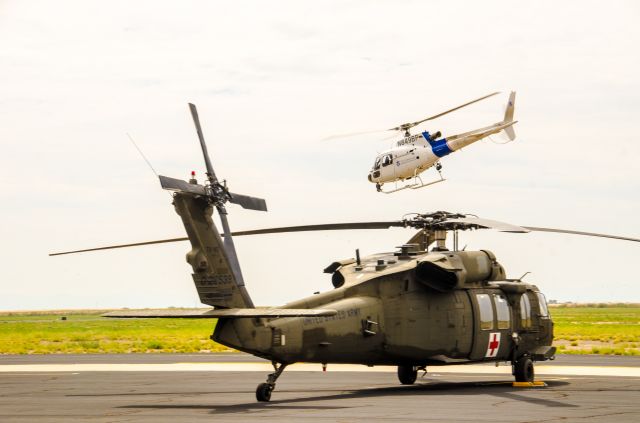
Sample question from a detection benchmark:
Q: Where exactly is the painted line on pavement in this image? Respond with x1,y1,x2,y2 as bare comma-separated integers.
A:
0,362,639,377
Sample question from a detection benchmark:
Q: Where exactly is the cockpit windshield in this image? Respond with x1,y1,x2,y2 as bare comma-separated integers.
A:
382,154,392,167
373,157,381,170
373,154,393,170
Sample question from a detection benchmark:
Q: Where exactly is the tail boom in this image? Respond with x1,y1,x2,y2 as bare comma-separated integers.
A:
173,192,254,309
431,91,517,154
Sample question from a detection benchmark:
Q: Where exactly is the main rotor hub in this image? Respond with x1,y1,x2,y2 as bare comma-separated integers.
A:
402,211,472,231
204,178,232,211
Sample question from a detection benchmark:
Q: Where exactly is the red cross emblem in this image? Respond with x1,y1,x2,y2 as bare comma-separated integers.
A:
485,332,501,358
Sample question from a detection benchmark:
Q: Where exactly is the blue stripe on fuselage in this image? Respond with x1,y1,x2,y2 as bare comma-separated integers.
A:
431,138,452,157
422,131,451,157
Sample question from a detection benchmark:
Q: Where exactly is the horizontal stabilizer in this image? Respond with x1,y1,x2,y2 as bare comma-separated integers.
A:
103,308,337,319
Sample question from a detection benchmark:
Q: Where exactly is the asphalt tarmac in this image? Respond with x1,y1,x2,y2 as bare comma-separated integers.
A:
1,354,639,422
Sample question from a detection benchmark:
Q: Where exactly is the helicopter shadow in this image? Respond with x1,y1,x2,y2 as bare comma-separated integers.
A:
117,379,574,415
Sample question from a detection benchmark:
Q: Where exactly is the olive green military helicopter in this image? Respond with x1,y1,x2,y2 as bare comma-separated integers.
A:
51,104,640,402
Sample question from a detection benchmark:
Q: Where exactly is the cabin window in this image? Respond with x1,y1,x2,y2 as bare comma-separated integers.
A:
476,293,494,330
520,293,532,328
536,292,549,317
493,294,511,329
382,154,393,167
373,157,381,170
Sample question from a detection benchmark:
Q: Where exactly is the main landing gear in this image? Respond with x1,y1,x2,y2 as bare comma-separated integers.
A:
397,365,427,385
397,365,418,385
256,361,288,402
513,356,534,382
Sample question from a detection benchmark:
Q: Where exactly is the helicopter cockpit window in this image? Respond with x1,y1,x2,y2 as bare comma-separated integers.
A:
536,292,549,317
476,293,494,330
373,157,381,170
493,294,511,330
520,293,532,328
381,154,393,167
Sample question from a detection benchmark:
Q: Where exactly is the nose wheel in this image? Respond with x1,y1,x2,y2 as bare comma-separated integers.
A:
256,362,288,402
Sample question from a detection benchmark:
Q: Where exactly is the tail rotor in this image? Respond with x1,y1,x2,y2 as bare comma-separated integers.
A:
158,103,268,291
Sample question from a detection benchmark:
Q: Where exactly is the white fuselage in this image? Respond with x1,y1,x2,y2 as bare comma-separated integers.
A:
368,132,446,184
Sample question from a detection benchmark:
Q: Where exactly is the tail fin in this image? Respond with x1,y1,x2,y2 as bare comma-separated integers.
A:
171,190,255,309
502,91,516,141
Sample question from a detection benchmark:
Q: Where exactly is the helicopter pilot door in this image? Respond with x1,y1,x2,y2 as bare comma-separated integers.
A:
468,290,513,361
380,153,395,179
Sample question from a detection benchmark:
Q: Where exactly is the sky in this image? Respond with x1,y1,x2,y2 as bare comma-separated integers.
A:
1,0,639,310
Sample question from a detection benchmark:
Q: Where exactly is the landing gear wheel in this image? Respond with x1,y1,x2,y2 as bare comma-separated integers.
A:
256,383,273,402
256,362,288,402
397,365,418,385
514,357,534,382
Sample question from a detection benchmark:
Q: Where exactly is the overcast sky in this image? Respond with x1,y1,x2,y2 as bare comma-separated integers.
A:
1,0,639,310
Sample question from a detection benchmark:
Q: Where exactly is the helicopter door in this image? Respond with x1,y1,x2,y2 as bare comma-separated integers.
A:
533,291,553,346
380,153,395,180
468,290,512,361
523,291,553,344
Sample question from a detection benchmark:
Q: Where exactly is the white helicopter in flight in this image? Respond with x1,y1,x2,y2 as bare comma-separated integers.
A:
333,91,517,193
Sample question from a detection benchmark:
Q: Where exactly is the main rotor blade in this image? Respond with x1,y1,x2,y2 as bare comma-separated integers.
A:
389,92,500,132
188,103,217,182
48,219,640,258
321,128,391,142
49,237,189,256
443,218,640,242
226,221,404,236
442,217,530,233
48,222,403,256
523,226,640,243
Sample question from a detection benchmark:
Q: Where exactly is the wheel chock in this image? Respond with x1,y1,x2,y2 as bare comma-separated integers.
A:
512,381,547,388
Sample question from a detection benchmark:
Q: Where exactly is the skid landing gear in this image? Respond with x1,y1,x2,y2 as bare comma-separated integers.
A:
256,361,288,402
378,164,446,194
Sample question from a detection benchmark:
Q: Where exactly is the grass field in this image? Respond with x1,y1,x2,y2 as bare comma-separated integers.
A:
552,305,640,355
0,311,229,354
1,306,639,355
